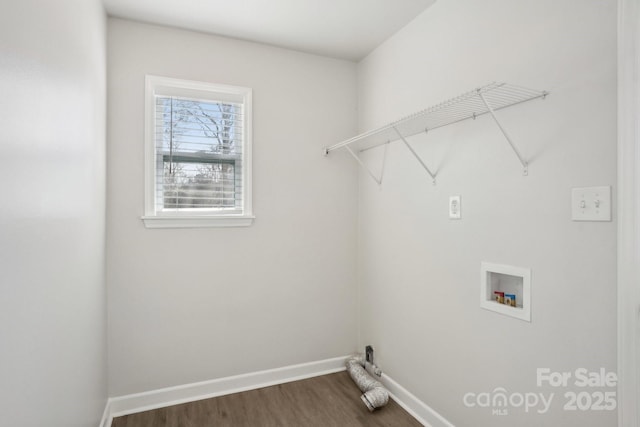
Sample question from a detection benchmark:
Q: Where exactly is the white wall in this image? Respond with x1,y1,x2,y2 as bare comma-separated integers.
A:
357,1,617,426
107,18,359,396
0,0,107,426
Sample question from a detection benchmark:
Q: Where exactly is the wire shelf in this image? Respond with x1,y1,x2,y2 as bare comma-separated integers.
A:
325,82,548,154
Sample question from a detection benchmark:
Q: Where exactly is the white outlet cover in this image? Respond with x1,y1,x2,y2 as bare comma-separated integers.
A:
571,186,611,221
449,196,461,219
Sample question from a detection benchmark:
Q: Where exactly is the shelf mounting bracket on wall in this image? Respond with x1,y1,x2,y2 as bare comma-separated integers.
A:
393,126,437,184
477,90,529,176
344,142,389,186
323,82,548,184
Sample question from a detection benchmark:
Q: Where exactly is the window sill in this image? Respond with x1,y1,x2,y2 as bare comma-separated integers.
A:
141,215,255,229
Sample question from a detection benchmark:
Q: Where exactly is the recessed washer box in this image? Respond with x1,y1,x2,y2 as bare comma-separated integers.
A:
481,262,531,322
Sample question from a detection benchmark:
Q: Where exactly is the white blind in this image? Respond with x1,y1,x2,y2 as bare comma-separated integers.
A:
154,96,244,212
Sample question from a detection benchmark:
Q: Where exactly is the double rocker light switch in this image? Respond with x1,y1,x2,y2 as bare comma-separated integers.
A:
571,186,611,222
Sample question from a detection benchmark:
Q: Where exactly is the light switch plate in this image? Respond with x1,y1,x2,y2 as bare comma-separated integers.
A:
571,186,611,221
449,196,461,219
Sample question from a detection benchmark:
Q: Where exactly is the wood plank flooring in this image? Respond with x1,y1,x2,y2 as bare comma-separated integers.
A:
111,371,423,427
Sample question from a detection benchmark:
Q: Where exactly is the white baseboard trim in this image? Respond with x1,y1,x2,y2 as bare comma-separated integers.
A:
100,355,454,427
98,399,112,427
381,374,455,427
102,355,350,426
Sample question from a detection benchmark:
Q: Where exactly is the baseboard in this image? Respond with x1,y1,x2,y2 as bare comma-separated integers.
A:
381,374,455,427
98,399,112,427
100,355,454,427
103,355,350,425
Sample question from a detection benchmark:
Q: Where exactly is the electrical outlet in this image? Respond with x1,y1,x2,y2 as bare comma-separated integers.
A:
449,196,461,219
365,345,374,364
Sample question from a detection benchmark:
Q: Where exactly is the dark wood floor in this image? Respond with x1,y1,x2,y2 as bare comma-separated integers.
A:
111,371,423,427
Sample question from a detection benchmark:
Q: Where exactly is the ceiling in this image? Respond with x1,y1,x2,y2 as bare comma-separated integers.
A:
102,0,436,61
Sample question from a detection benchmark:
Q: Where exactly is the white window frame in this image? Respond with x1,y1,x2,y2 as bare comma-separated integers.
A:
142,75,253,228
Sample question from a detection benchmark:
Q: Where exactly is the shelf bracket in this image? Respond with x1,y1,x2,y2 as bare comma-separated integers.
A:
345,143,388,186
393,126,437,184
477,90,529,176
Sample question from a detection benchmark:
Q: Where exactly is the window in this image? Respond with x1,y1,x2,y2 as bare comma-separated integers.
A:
143,76,253,228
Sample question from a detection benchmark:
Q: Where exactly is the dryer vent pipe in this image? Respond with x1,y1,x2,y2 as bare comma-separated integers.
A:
346,354,389,411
